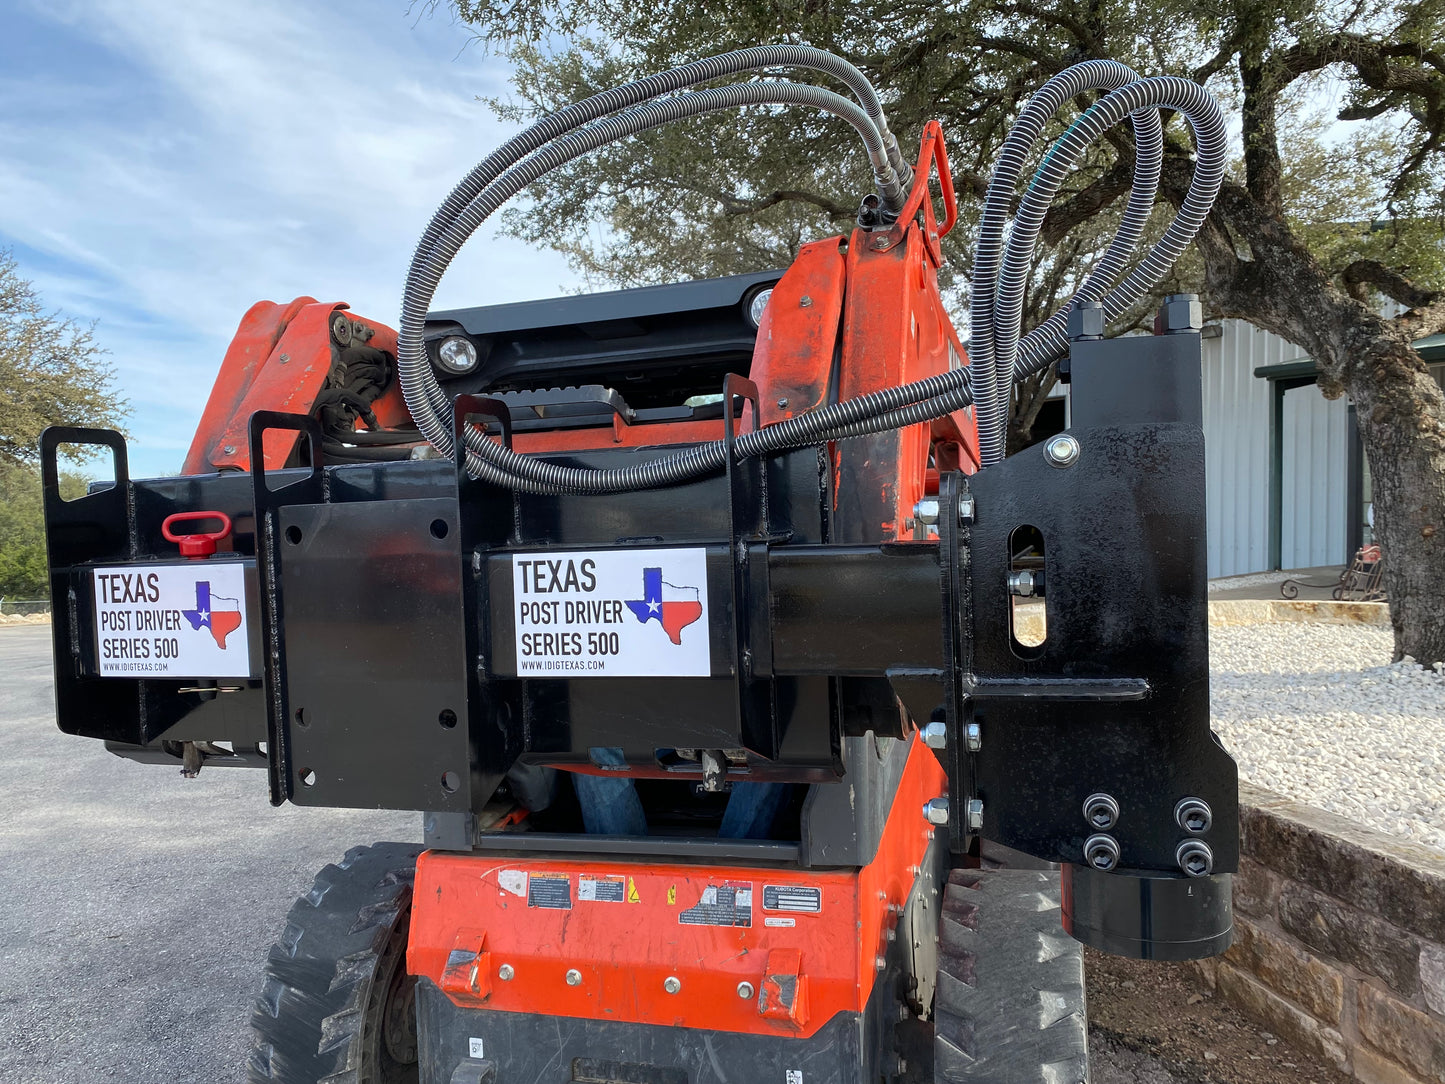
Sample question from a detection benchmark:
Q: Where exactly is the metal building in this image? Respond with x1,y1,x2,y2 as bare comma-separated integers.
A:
1199,320,1445,578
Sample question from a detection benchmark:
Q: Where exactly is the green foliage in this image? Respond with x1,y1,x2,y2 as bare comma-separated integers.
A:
453,0,1445,320
0,251,128,466
0,461,86,599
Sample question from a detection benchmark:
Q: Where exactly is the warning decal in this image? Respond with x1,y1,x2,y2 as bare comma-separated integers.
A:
92,563,253,678
679,882,752,928
763,885,823,914
578,875,626,903
527,874,572,910
512,548,710,678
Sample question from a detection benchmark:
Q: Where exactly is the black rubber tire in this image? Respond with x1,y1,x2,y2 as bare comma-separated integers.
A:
934,867,1089,1083
247,843,425,1084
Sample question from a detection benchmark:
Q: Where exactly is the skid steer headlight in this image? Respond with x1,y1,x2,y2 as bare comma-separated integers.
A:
747,288,773,329
436,336,479,374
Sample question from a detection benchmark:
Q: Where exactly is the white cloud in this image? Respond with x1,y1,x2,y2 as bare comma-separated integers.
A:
0,0,580,476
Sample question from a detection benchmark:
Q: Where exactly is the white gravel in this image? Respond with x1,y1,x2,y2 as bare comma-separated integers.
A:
1210,622,1445,853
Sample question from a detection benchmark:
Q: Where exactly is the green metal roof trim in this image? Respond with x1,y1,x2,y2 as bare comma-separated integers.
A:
1254,332,1445,379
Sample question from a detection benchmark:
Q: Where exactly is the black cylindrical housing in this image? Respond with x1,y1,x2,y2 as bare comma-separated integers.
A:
1060,863,1233,961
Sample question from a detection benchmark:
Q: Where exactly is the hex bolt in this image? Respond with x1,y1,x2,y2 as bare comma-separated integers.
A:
1082,793,1121,831
914,498,941,525
1044,433,1081,468
565,969,582,986
498,964,515,981
663,976,682,995
966,798,984,830
278,352,291,364
222,444,236,455
1007,569,1037,597
776,397,789,409
921,722,947,749
922,797,950,825
1174,797,1213,834
875,955,888,971
1176,839,1214,878
958,495,976,524
1083,833,1121,871
737,981,755,1000
799,295,813,308
871,234,892,250
964,721,982,753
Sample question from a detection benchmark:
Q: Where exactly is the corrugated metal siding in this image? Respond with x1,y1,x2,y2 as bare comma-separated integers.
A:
1201,321,1288,577
1280,383,1350,568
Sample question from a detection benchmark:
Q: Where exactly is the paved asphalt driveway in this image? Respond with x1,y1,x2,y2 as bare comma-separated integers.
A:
0,625,418,1083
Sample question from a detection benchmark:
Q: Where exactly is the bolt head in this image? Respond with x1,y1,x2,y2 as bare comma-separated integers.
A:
565,969,582,986
498,964,514,981
1044,433,1081,468
875,955,888,971
958,495,976,524
776,397,788,409
737,981,755,1000
914,498,941,525
871,234,892,250
222,445,236,456
1083,833,1121,871
921,721,948,749
966,798,984,830
922,797,950,825
663,975,682,995
278,352,291,363
964,721,982,752
799,295,813,308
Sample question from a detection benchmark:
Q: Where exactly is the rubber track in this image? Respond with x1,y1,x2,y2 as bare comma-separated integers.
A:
934,868,1089,1083
247,843,424,1084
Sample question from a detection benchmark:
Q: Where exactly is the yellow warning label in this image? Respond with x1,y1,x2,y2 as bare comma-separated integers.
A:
667,885,677,906
626,878,641,903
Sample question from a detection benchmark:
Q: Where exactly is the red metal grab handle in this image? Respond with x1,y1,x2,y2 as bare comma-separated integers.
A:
161,510,233,559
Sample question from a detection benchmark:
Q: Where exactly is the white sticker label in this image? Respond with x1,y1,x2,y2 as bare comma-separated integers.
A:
512,548,710,677
498,870,528,898
91,563,253,678
468,1037,484,1058
764,916,797,928
787,1072,803,1084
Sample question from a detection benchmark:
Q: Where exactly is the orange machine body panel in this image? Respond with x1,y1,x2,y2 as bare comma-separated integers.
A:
407,737,948,1038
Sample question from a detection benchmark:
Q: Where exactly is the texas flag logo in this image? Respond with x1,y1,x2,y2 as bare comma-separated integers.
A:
626,567,703,645
181,581,243,648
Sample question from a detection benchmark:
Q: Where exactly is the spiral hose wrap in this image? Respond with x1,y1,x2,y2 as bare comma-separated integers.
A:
396,50,1227,493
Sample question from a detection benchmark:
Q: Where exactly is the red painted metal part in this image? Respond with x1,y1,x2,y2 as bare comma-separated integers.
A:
160,511,233,559
181,299,398,475
407,737,948,1038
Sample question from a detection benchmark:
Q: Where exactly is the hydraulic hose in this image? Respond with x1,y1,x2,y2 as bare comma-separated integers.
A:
977,76,1227,464
397,53,1226,493
968,59,1164,463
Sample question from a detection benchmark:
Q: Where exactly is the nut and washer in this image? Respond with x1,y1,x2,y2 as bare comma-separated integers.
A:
966,798,984,830
913,498,941,525
922,797,950,825
921,722,948,749
565,969,582,986
1174,797,1212,834
964,721,982,752
1007,569,1038,597
737,981,755,1000
1082,793,1121,831
1083,833,1121,871
1044,433,1081,468
498,964,515,981
958,495,976,524
663,976,682,995
1176,839,1214,878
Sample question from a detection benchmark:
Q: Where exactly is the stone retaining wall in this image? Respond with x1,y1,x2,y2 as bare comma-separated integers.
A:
1191,782,1445,1083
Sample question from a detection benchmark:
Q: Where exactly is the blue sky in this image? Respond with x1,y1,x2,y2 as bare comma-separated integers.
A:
0,0,580,478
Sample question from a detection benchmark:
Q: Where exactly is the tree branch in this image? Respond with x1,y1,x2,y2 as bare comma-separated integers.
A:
1341,260,1442,309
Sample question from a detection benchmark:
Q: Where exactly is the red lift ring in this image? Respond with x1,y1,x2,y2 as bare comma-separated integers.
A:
161,511,233,559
